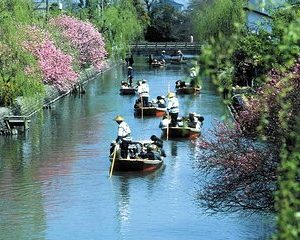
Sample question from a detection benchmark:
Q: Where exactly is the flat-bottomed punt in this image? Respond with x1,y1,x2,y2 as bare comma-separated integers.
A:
176,87,201,95
120,87,136,95
134,106,166,117
109,141,164,172
161,126,200,139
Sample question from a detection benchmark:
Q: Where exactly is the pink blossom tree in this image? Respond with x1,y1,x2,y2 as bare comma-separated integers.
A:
23,26,78,92
49,16,107,70
195,121,279,212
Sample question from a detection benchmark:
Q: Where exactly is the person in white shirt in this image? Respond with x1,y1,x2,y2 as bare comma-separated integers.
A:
137,80,150,107
114,115,132,158
159,115,171,129
167,92,179,127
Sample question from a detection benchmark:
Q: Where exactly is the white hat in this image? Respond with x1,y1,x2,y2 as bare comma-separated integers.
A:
128,66,132,69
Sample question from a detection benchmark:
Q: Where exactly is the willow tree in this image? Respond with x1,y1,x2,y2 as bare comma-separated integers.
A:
0,0,43,106
99,0,144,57
192,0,245,41
74,0,144,57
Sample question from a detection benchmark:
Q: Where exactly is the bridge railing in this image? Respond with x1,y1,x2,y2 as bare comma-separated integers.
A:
129,42,201,53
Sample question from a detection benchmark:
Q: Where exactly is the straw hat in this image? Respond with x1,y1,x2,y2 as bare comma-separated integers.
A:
114,115,124,121
167,92,175,98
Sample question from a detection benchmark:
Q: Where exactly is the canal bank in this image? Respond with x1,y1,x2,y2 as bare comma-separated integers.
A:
0,56,275,240
0,60,120,135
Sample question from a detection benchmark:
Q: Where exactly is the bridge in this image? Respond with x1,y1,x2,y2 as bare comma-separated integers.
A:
130,42,201,55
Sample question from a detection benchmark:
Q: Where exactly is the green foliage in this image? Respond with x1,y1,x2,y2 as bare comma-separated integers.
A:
99,0,143,57
0,0,44,107
194,1,300,237
75,0,144,57
145,5,186,41
193,0,245,41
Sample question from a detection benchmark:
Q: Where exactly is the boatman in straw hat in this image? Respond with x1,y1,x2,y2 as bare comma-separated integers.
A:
127,66,133,87
114,115,132,158
166,92,179,127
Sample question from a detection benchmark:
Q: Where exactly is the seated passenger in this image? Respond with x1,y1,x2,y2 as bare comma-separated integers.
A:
188,112,201,130
156,96,167,108
180,81,186,88
175,80,181,89
159,115,171,129
150,135,166,157
134,98,142,109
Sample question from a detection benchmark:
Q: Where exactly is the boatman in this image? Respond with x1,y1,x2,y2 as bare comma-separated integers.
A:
166,92,179,127
127,66,133,87
138,80,150,107
114,115,132,158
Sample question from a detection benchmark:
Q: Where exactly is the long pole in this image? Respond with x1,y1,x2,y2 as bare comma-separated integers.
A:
166,81,170,140
166,113,169,140
109,144,118,178
141,96,144,120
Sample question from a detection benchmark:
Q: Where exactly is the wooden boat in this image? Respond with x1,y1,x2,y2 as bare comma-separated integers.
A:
134,106,167,117
151,61,166,68
161,126,201,139
176,86,201,95
120,87,136,95
109,141,164,172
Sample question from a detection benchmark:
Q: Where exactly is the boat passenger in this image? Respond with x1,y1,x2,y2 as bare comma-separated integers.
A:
188,112,201,130
139,144,162,160
160,50,166,62
150,135,166,157
121,81,129,88
114,115,132,158
159,115,171,129
167,92,179,127
177,50,184,62
190,67,197,78
156,95,167,108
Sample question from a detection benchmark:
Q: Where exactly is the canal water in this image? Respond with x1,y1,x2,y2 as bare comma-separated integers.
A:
0,57,274,240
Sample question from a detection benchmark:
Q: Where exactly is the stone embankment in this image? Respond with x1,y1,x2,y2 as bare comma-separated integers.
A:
0,61,116,135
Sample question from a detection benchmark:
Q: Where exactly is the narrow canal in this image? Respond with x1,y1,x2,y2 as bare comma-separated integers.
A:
0,57,274,240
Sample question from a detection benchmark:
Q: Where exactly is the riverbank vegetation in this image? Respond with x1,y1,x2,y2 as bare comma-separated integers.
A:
193,0,299,238
0,0,145,108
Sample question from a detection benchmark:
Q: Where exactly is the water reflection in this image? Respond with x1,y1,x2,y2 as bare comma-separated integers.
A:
113,166,166,239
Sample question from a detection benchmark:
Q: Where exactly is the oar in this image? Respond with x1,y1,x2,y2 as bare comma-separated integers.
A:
109,143,118,178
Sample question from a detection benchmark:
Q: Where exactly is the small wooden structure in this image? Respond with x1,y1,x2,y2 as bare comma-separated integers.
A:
4,116,31,131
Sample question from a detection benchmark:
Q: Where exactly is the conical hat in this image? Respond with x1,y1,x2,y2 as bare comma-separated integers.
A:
167,92,175,98
114,115,124,121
